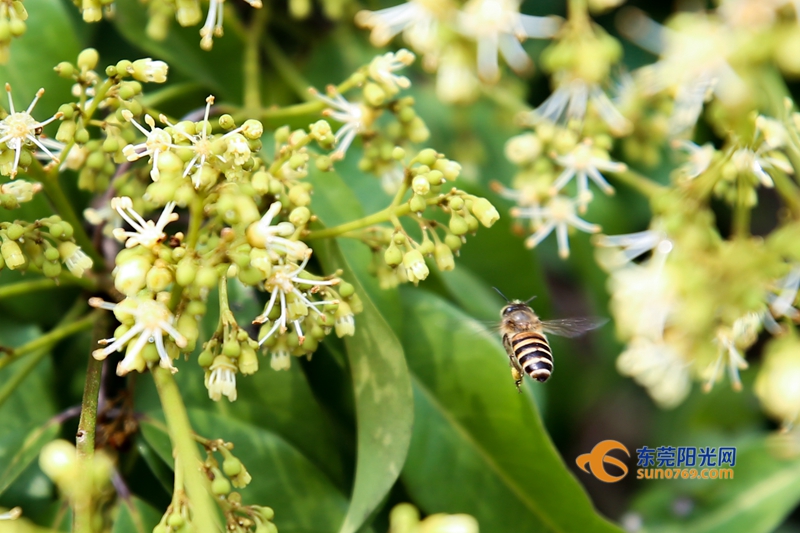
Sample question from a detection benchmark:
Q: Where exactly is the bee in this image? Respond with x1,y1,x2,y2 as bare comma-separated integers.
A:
496,288,607,391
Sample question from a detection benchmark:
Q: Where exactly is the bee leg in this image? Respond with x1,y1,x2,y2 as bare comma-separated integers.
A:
514,377,522,393
510,366,523,393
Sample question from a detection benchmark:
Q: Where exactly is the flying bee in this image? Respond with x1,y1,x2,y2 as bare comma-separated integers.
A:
496,288,607,391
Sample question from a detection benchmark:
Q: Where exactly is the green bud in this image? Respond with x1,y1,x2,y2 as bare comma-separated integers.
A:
417,148,437,166
411,175,430,195
384,242,402,267
218,114,235,130
238,266,263,286
222,340,241,358
418,238,434,255
54,62,75,78
339,281,355,298
445,233,462,251
449,213,469,235
392,146,405,160
409,194,427,213
141,342,160,363
435,243,455,271
289,206,311,227
288,185,311,206
223,457,243,477
211,476,232,495
6,223,23,241
198,349,214,367
77,48,99,71
42,260,62,278
448,196,464,210
146,262,173,292
239,344,258,375
196,265,219,288
56,120,76,143
316,154,332,171
363,82,386,106
8,19,25,37
75,128,90,144
176,257,198,286
44,247,60,262
167,513,185,529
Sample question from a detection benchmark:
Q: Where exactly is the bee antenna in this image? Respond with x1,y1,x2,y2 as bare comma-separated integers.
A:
493,287,510,302
524,295,538,304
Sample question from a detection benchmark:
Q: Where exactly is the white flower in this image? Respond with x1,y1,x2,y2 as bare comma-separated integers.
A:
0,180,41,202
335,308,355,337
607,240,675,340
89,297,187,376
270,345,292,371
526,78,631,135
161,95,222,188
200,0,262,50
312,88,369,160
622,10,743,134
672,139,715,180
381,165,405,195
551,140,626,211
120,111,176,181
58,241,93,278
402,249,429,284
246,201,309,261
617,336,691,409
512,195,601,258
206,355,237,401
435,46,480,104
111,197,178,249
594,228,669,271
0,84,63,177
731,146,792,188
129,58,169,83
770,267,800,319
355,0,447,53
254,255,339,345
369,49,415,93
457,0,560,82
704,313,760,392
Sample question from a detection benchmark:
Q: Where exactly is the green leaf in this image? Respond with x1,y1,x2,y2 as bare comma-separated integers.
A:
315,237,414,533
112,497,163,533
632,435,800,533
111,0,245,103
141,410,350,533
0,421,59,495
400,289,622,533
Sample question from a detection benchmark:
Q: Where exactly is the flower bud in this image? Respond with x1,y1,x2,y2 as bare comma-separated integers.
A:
335,301,355,337
77,48,99,71
384,242,402,267
403,249,429,283
54,61,75,78
434,243,455,271
239,344,258,375
242,119,264,139
1,240,24,269
411,175,430,195
409,194,427,213
445,234,462,252
114,255,151,295
471,197,499,227
39,440,77,486
449,213,469,236
146,260,173,292
755,332,800,425
130,58,168,83
58,241,93,277
420,513,479,533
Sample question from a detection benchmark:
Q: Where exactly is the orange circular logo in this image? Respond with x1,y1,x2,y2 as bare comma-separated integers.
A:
576,440,630,483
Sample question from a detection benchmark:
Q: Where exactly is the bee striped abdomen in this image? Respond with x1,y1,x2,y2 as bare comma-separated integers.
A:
511,331,553,382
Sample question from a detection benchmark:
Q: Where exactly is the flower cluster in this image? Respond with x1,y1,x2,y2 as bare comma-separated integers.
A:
355,0,560,102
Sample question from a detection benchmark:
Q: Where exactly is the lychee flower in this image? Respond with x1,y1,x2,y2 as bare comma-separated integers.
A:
457,0,560,82
513,195,601,258
527,78,631,135
200,0,262,50
731,146,793,188
617,336,691,409
57,241,93,278
403,249,430,284
111,197,178,249
622,9,743,134
355,0,449,54
254,255,340,345
206,355,237,402
0,84,63,177
594,228,669,271
128,59,169,83
89,297,188,376
703,313,760,392
0,180,41,202
765,267,800,335
672,139,715,180
368,49,416,93
269,343,292,371
334,301,355,337
551,140,626,211
435,47,480,104
161,95,221,188
311,88,369,160
120,111,176,181
246,201,309,261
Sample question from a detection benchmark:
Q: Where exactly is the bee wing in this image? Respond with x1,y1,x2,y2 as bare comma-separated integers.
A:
541,317,609,338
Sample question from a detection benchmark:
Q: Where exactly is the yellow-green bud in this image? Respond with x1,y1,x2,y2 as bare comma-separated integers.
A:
176,257,197,286
242,119,263,139
196,265,219,288
409,194,427,213
445,234,462,251
114,255,151,296
449,213,469,235
392,146,405,160
411,175,430,195
434,243,454,271
1,240,24,269
55,61,75,78
239,344,258,375
77,48,99,71
471,197,500,227
6,223,23,240
385,242,402,267
146,261,173,292
289,206,311,227
288,185,311,206
211,476,231,495
39,439,77,486
363,82,386,106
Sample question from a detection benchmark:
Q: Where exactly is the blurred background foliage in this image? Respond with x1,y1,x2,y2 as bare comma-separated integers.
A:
2,0,800,532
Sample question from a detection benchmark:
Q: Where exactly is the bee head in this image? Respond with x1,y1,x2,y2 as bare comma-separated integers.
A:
500,301,537,328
